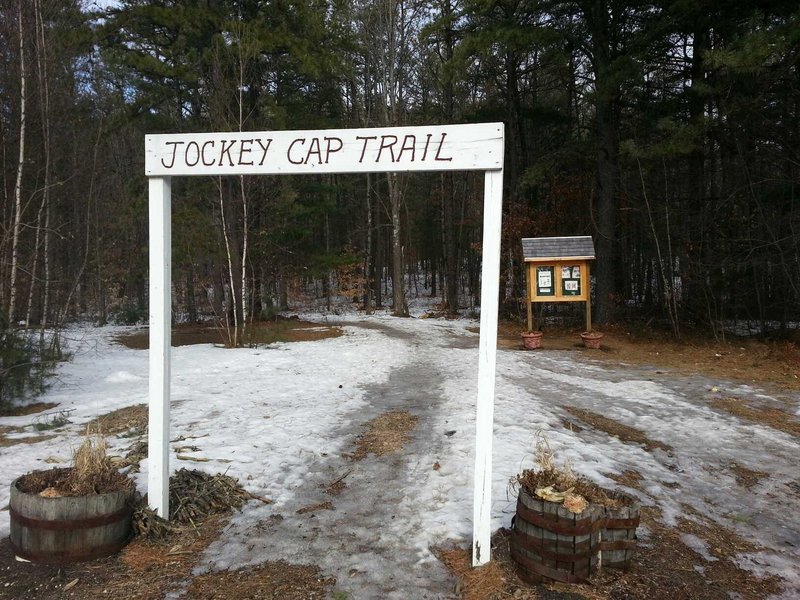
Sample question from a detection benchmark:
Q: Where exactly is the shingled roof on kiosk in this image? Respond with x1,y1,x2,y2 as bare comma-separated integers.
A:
522,236,595,262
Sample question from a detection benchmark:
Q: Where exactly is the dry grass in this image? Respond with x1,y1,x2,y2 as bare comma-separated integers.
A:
604,469,645,489
187,561,335,600
115,320,342,350
94,515,228,599
350,410,419,460
516,468,632,510
437,547,509,600
168,468,270,524
564,406,673,453
728,463,769,490
296,501,334,514
322,471,350,496
95,404,148,436
133,469,271,542
62,432,132,496
711,397,800,437
513,432,633,512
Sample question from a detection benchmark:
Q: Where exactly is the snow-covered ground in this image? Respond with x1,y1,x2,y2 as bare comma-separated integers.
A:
1,315,799,599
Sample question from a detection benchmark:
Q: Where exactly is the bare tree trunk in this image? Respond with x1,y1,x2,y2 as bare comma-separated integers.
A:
26,0,50,329
186,265,197,323
586,0,620,325
381,0,408,317
388,172,408,316
237,34,249,335
638,158,679,337
59,121,101,327
9,1,27,325
443,177,459,315
218,178,238,347
364,172,374,313
239,176,248,334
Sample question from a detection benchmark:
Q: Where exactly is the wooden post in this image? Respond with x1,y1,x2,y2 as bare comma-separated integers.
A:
472,168,503,566
148,176,171,518
585,262,592,332
526,265,533,332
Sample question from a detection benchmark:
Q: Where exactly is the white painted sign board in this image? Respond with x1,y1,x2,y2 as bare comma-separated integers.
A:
145,122,504,567
146,123,503,176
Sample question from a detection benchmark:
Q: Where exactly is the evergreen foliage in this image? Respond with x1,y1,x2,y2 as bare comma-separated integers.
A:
0,0,797,339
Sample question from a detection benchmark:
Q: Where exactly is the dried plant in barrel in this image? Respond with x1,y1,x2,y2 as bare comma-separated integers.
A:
510,432,640,584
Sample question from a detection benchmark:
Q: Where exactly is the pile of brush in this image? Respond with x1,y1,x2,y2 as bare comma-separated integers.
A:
133,468,271,541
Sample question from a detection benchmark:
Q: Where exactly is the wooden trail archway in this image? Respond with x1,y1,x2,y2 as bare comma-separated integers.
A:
145,123,505,566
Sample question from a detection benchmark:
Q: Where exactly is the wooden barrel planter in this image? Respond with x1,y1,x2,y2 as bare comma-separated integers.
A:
9,474,133,564
510,487,605,584
600,491,640,571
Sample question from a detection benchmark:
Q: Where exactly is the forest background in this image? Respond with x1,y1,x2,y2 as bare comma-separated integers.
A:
2,0,799,354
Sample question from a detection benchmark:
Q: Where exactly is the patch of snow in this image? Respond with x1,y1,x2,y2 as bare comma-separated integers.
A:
680,533,719,562
105,371,142,384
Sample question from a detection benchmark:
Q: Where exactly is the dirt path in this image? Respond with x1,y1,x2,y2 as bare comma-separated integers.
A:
191,320,462,599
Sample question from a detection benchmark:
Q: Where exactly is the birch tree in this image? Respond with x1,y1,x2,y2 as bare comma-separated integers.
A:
8,0,27,326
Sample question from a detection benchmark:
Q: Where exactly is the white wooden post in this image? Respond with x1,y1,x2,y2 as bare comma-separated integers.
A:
472,169,504,566
148,176,171,517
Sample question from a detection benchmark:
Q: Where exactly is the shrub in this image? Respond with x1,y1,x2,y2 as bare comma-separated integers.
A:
112,300,145,325
0,315,62,414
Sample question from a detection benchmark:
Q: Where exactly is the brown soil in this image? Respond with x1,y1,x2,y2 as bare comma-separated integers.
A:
728,463,769,490
115,320,342,350
711,396,800,437
592,507,783,600
15,466,132,497
497,321,800,393
187,561,336,599
564,407,673,453
349,410,419,460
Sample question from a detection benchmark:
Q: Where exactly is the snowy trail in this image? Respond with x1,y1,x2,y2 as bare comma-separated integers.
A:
1,317,799,598
195,319,463,599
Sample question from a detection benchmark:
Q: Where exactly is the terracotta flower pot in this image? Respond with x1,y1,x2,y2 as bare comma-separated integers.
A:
580,331,603,349
521,331,543,350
